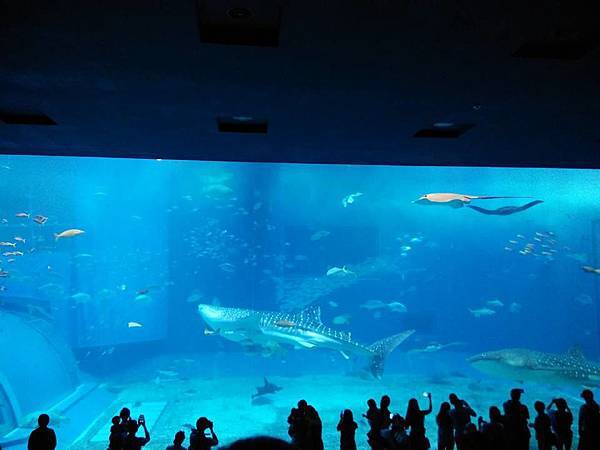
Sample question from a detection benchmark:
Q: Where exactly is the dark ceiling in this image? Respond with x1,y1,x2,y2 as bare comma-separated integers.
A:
0,0,599,167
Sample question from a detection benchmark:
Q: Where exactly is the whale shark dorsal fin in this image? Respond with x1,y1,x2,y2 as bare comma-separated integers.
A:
567,346,585,360
299,305,322,325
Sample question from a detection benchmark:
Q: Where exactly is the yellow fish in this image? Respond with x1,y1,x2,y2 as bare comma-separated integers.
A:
55,229,85,240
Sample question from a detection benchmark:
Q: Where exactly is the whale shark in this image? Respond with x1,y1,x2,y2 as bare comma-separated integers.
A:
468,348,600,387
198,303,415,378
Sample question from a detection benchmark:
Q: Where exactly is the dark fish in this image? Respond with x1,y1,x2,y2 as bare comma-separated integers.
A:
466,200,543,216
33,215,48,225
252,377,282,399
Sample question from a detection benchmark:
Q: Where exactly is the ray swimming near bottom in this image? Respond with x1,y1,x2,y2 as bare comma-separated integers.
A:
197,303,415,379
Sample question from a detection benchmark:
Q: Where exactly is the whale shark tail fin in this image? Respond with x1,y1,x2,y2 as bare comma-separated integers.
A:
367,329,415,379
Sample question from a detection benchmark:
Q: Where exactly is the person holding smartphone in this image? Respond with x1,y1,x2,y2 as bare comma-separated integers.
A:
405,393,433,450
122,415,150,450
189,417,218,450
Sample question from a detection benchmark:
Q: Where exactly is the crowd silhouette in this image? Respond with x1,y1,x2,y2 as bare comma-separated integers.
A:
21,388,600,450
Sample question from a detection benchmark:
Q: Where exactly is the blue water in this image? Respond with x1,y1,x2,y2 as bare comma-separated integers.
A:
0,155,599,448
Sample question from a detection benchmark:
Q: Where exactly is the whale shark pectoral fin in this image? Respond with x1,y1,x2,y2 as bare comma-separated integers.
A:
296,340,316,349
340,351,350,360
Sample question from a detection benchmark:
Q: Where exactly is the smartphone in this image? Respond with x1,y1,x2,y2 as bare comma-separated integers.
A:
138,414,145,424
422,392,429,398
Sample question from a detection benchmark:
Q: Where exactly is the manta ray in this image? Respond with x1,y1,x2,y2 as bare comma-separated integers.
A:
414,193,532,208
469,348,600,387
198,303,414,378
466,200,543,216
252,377,282,399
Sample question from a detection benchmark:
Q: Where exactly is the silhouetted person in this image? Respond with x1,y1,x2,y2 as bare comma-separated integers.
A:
436,402,454,450
477,406,506,450
378,395,394,448
461,423,482,450
109,415,124,450
337,409,358,450
390,414,409,450
531,401,555,450
503,388,530,450
123,416,150,450
364,398,383,450
166,430,187,450
405,393,432,450
380,395,392,430
449,394,476,450
189,417,218,450
288,400,308,449
577,389,600,450
27,414,57,450
305,405,323,450
547,398,573,450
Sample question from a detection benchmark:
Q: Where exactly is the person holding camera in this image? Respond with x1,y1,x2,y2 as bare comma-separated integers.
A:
122,415,150,450
189,417,218,450
449,393,476,450
405,393,433,450
546,398,573,450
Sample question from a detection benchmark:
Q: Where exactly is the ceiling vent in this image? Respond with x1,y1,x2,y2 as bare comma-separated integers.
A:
513,34,599,60
413,123,474,138
0,111,57,125
217,116,268,133
197,0,281,47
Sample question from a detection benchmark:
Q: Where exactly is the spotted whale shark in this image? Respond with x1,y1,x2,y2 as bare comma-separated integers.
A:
198,303,415,378
468,348,600,387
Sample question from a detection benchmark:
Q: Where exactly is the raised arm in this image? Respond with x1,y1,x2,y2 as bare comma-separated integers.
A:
424,394,433,415
141,423,150,444
210,428,219,446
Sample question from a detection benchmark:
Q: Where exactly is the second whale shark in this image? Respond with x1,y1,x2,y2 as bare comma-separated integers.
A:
469,347,600,387
198,303,415,378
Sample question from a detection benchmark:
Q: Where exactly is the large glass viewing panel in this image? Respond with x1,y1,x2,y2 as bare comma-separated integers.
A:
0,155,598,449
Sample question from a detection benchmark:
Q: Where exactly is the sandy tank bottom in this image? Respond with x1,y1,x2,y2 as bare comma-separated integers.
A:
65,358,582,450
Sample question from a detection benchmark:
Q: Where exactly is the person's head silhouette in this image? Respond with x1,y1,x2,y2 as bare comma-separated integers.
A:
510,388,524,402
449,393,459,406
581,389,594,402
38,414,50,428
120,407,131,422
196,417,211,431
174,430,185,445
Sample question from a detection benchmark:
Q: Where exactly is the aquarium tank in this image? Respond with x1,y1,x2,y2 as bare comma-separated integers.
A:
0,155,599,449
